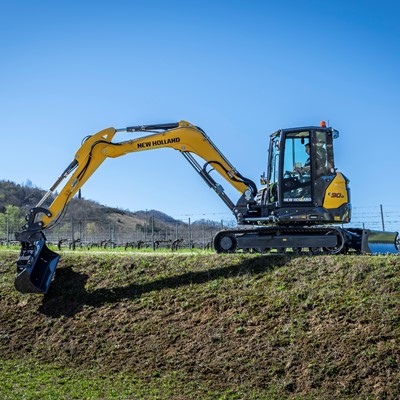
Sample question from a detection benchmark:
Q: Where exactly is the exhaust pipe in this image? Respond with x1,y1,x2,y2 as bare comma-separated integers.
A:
15,236,60,294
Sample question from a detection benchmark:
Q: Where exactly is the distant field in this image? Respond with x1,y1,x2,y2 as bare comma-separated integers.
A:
1,251,399,399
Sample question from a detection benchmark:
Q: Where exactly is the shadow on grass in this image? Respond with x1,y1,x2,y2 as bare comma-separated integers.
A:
39,255,290,318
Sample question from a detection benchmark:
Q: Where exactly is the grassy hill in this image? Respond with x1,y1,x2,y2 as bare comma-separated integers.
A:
1,251,399,399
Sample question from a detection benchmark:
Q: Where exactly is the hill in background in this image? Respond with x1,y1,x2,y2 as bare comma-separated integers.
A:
0,180,223,246
0,179,181,226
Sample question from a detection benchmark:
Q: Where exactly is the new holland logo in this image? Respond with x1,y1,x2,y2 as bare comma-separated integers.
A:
137,137,180,149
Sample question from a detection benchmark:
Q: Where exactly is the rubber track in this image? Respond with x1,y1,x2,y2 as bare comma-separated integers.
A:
215,225,346,254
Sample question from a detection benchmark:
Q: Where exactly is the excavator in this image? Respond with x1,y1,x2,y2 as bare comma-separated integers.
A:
15,120,399,293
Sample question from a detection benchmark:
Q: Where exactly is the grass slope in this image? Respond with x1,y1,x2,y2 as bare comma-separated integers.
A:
1,251,399,399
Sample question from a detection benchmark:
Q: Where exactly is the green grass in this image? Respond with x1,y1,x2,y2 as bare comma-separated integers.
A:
1,250,400,399
1,358,270,400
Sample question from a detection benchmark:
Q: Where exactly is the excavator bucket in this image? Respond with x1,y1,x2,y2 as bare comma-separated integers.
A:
361,229,399,255
15,239,60,294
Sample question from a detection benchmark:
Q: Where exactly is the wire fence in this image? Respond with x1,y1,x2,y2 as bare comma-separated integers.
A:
346,204,400,232
46,216,231,250
0,205,399,250
0,214,236,250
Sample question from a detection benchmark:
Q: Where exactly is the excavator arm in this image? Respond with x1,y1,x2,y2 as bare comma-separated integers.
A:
15,120,257,293
19,120,257,234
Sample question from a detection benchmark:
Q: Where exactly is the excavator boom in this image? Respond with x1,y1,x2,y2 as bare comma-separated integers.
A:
20,121,256,232
15,121,257,293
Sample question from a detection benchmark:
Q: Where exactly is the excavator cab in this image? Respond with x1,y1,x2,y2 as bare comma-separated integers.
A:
260,123,351,225
254,122,398,254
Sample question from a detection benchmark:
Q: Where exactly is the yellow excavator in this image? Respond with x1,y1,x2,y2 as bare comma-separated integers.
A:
15,120,399,293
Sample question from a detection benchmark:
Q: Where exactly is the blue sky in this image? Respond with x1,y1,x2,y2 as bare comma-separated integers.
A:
1,0,399,224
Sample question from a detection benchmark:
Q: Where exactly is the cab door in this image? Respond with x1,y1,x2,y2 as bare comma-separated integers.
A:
280,130,313,204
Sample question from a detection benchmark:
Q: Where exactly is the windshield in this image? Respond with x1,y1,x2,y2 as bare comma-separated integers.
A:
283,131,310,173
282,131,312,202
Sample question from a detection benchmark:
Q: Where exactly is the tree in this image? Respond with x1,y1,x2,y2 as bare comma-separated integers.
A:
0,205,24,240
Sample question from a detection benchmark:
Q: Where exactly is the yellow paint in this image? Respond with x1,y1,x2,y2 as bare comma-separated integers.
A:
40,121,249,228
323,173,349,209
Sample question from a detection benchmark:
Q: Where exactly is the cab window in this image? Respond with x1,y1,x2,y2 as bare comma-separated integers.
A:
282,131,312,203
315,130,334,176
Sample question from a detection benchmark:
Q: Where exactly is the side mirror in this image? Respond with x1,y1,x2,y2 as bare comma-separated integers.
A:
332,129,339,139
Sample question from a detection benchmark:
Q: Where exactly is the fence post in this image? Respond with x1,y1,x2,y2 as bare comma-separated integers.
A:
188,218,192,248
144,209,148,241
6,216,9,244
380,204,385,231
151,215,155,250
79,220,83,242
71,217,75,250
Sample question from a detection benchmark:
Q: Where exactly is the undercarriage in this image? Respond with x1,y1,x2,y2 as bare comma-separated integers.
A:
213,225,399,255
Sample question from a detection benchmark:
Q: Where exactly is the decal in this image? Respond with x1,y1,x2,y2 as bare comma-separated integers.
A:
284,197,312,202
137,137,180,149
328,192,345,198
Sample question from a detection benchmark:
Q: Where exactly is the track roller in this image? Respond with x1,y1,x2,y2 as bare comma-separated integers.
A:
214,231,238,253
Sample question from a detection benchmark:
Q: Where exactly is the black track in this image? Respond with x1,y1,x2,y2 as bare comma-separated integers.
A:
213,225,348,254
